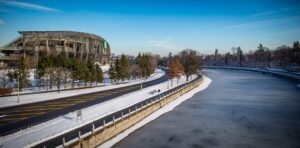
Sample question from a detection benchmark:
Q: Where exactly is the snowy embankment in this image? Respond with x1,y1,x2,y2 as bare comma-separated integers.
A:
0,69,164,108
0,73,199,148
100,76,212,148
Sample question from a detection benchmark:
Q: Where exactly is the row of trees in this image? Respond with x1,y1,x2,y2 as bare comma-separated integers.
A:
166,49,203,85
204,41,300,71
3,53,104,92
36,53,103,91
109,54,129,82
109,53,158,83
1,49,202,92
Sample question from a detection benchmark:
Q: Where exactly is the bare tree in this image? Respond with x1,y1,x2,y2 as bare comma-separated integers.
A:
129,64,142,79
0,69,8,88
178,49,203,81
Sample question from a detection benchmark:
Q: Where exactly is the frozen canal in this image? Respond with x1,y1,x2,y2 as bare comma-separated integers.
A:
114,69,300,148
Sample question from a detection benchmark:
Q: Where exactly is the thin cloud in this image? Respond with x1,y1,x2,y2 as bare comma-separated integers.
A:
0,0,62,12
146,38,181,50
247,7,294,18
228,16,300,29
0,19,4,24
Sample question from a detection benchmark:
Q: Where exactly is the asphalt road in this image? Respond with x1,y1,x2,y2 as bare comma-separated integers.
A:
114,69,300,148
0,72,168,136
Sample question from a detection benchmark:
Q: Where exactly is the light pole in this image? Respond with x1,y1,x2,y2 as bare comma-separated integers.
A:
140,70,143,90
140,77,143,90
17,75,20,103
167,79,169,89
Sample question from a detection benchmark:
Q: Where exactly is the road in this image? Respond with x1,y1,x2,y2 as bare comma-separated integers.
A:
0,72,168,136
114,69,300,148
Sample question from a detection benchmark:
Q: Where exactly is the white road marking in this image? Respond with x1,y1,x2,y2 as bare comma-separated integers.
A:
0,115,7,118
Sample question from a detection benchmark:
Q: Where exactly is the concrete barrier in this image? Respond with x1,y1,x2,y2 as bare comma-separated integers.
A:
68,78,203,148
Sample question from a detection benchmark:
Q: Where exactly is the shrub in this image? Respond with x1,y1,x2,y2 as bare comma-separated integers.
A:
0,88,13,96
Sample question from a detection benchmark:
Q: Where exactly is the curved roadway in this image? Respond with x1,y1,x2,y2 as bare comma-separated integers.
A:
0,71,168,136
115,69,300,148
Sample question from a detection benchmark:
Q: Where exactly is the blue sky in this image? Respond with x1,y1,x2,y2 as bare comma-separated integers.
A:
0,0,300,56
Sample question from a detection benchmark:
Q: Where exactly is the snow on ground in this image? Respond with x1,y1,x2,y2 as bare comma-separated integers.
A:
99,64,110,72
0,69,164,108
100,76,212,148
0,73,198,148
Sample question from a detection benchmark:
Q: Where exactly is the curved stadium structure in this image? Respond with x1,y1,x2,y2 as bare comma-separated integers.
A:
0,31,111,67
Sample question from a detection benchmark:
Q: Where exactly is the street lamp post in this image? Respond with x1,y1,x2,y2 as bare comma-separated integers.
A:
167,79,169,89
17,75,20,103
139,70,143,90
141,77,143,90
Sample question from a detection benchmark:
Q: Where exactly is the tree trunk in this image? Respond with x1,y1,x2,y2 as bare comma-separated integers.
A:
72,79,74,88
64,76,67,89
49,75,53,90
57,78,60,93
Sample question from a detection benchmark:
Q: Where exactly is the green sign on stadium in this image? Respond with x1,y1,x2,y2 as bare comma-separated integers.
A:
103,40,107,49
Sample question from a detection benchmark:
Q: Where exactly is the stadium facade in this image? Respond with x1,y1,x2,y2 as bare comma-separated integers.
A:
0,31,111,68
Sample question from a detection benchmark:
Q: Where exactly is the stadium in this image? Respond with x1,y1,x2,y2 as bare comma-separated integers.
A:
0,31,111,68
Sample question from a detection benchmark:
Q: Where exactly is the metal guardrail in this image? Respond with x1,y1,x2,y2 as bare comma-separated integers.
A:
32,75,202,148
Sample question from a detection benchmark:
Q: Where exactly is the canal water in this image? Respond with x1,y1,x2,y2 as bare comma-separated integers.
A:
114,69,300,148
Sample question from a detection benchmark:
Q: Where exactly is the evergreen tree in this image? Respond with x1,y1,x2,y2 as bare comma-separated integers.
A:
144,54,152,78
68,57,79,87
136,52,141,64
81,60,90,86
236,47,243,66
109,63,118,83
37,54,50,88
115,57,121,82
120,54,129,80
54,53,69,90
95,65,103,85
138,54,145,77
214,49,218,65
225,52,230,65
87,58,95,85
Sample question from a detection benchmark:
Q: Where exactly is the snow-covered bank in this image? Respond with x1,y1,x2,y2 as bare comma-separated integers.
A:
0,74,196,148
100,76,212,148
0,69,164,108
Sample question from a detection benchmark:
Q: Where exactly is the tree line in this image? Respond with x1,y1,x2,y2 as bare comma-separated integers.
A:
204,41,300,71
162,49,203,84
35,53,103,92
109,53,157,83
4,53,103,92
1,49,202,94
